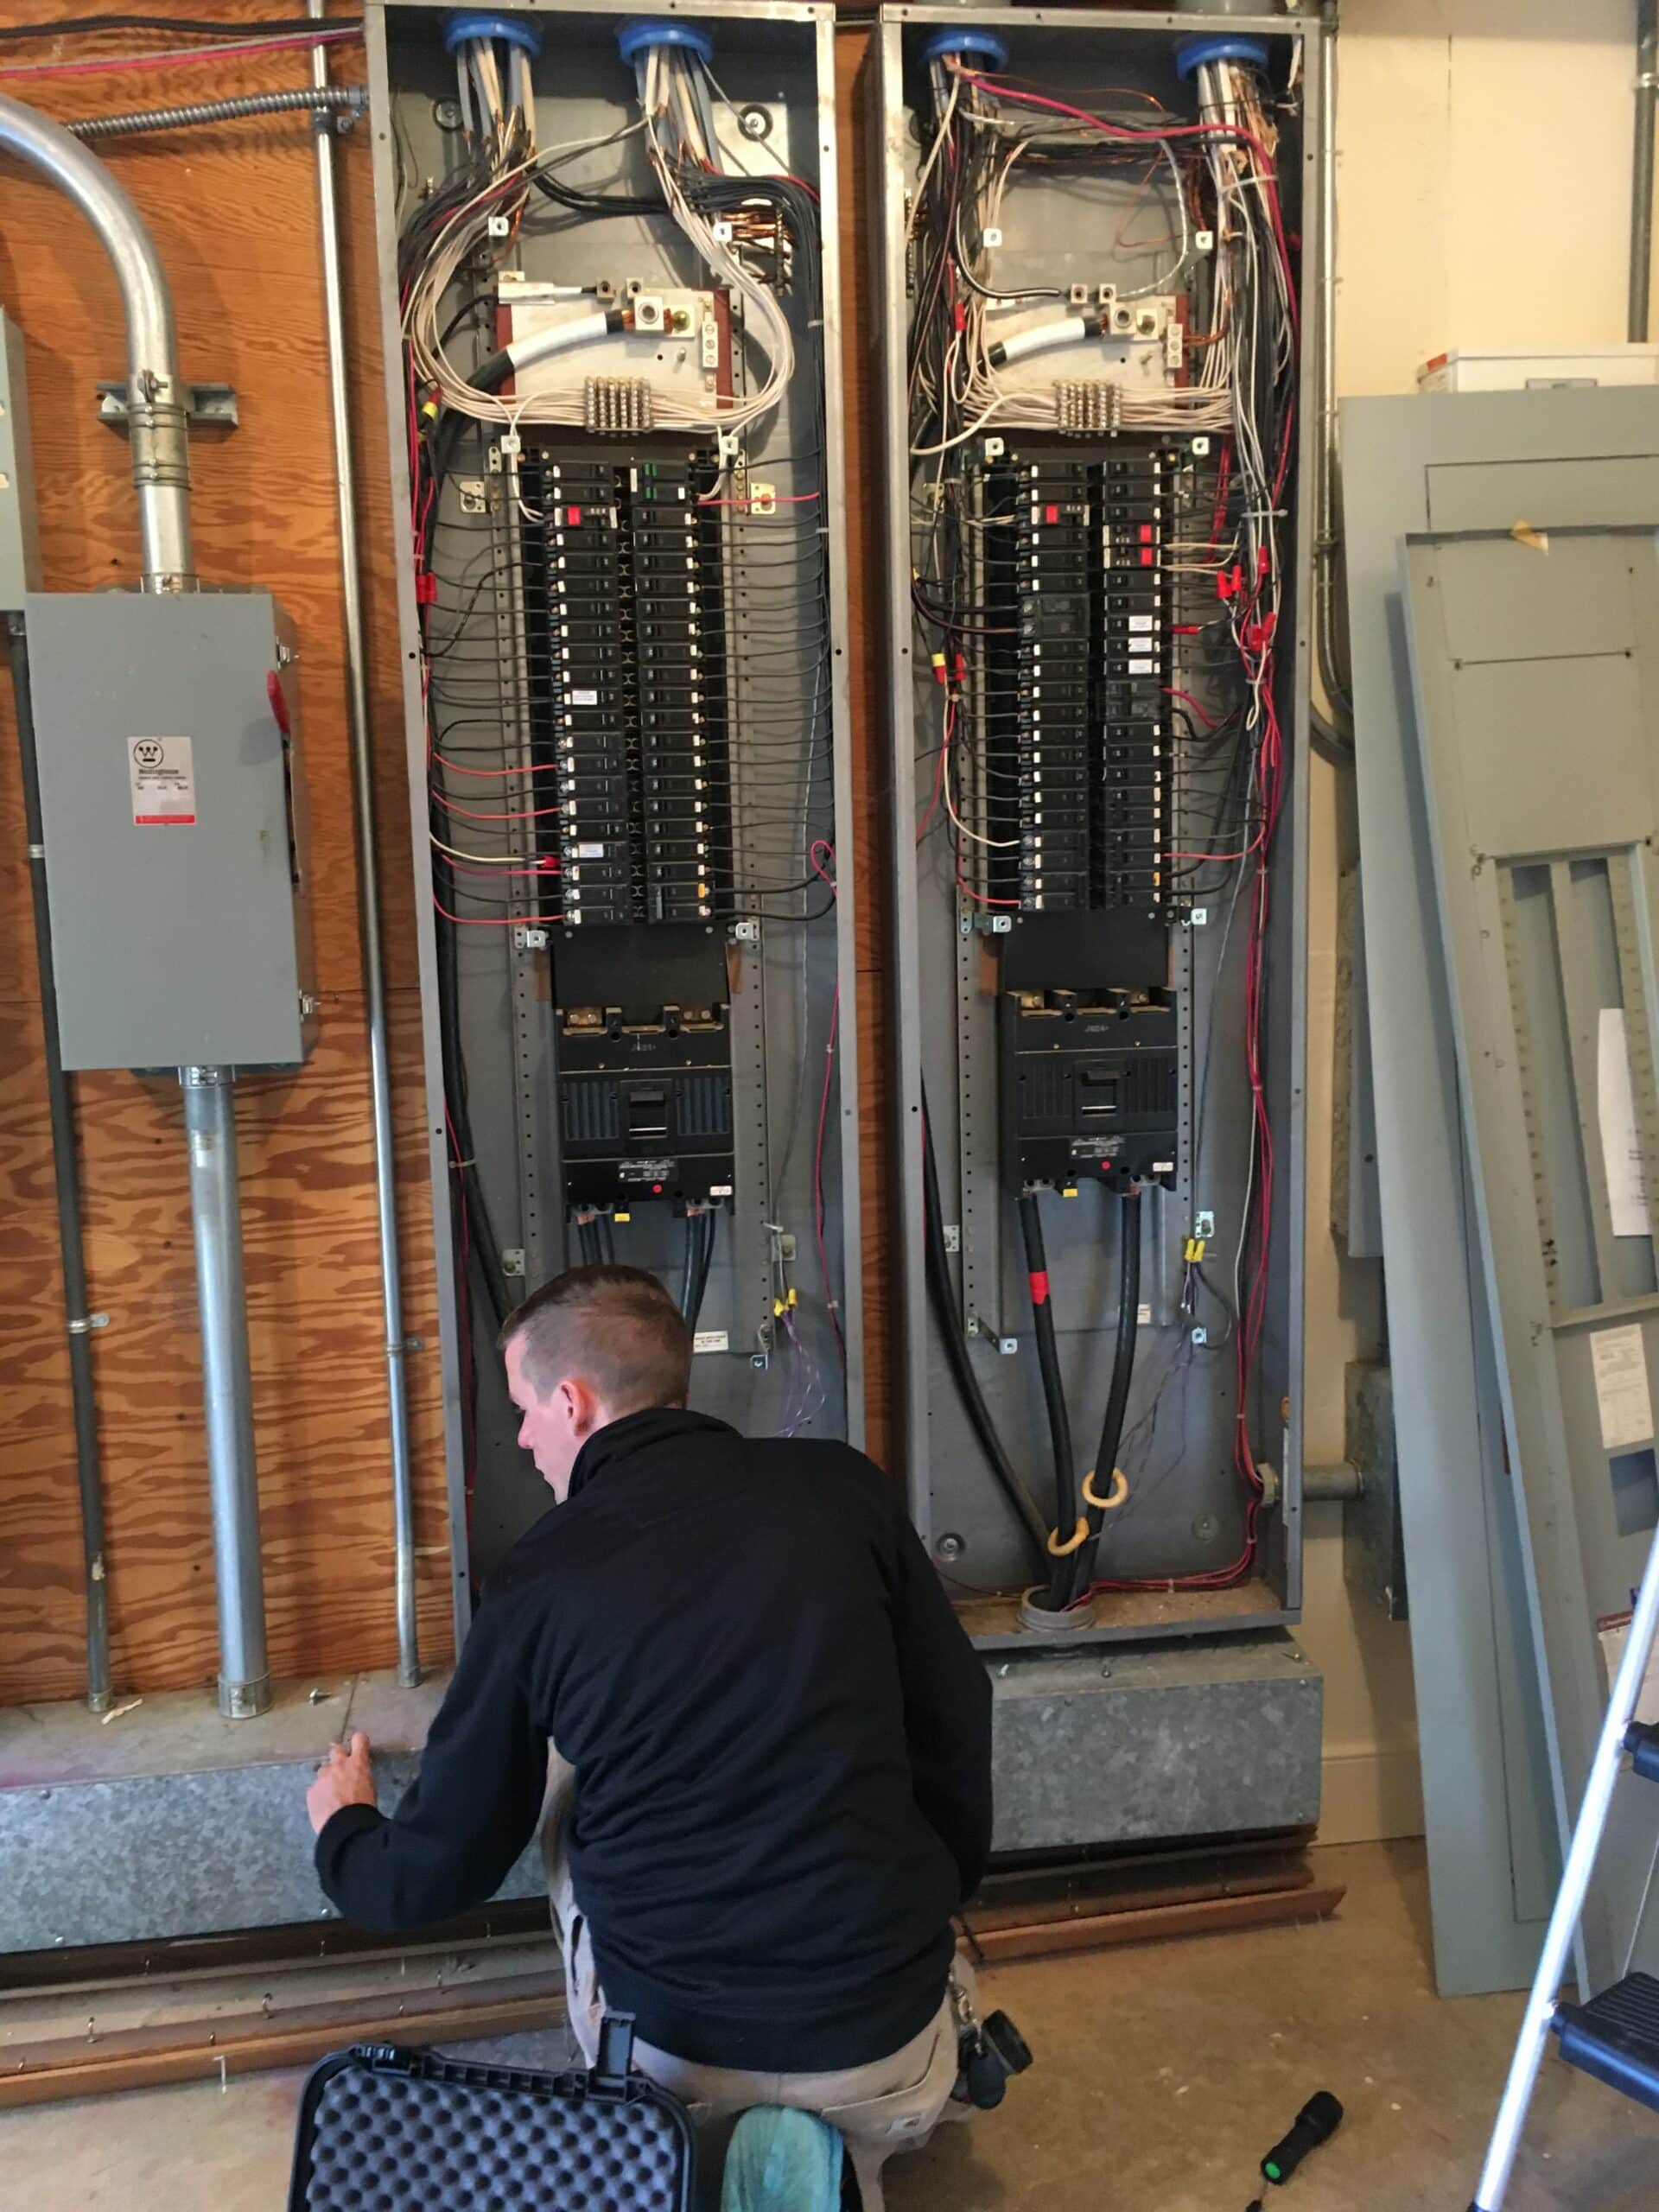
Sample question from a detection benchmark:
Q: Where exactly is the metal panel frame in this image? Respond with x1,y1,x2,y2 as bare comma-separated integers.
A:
365,0,863,1642
874,6,1317,1642
1401,521,1659,1995
1341,385,1659,1997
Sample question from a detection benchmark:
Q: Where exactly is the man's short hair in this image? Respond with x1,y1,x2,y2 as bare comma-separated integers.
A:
499,1262,691,1414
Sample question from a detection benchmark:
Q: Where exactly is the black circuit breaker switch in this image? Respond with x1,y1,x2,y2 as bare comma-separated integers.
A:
998,985,1179,1193
556,1001,735,1208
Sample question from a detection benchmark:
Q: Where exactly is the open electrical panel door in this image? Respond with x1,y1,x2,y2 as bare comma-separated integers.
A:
369,1,859,1613
874,10,1315,1649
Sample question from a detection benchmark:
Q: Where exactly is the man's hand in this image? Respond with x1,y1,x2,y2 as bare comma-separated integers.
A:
308,1729,376,1836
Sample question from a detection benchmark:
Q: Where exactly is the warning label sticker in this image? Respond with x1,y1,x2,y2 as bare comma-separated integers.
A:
128,735,195,825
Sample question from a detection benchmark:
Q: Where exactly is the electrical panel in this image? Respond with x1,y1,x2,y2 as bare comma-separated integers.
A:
373,2,859,1592
877,9,1315,1645
24,588,317,1071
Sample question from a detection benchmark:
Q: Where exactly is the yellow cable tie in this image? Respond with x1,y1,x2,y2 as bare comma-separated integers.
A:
1081,1465,1129,1512
1046,1515,1090,1557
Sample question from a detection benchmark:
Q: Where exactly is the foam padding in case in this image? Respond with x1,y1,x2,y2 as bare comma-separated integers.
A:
289,2044,694,2211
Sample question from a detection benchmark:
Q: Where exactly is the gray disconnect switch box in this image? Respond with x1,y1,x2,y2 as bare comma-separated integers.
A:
25,588,319,1071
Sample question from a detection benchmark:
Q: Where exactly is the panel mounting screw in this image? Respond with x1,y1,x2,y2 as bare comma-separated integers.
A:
434,97,464,130
1191,1326,1209,1346
737,103,772,141
996,1336,1019,1356
937,1533,965,1560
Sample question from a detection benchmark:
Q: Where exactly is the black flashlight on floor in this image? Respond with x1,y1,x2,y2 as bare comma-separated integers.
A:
1244,2091,1344,2208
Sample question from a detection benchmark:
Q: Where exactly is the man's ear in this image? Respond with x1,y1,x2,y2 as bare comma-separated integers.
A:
560,1376,599,1434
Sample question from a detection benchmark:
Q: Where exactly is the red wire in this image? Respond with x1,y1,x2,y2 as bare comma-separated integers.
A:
973,80,1300,340
433,896,561,928
915,701,954,845
1164,685,1217,730
0,26,360,80
432,791,568,823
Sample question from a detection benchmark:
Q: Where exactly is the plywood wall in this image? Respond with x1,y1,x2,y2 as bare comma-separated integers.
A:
0,7,892,1706
0,6,454,1705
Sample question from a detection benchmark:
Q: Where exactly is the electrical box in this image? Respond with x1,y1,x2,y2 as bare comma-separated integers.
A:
1418,346,1659,392
370,0,861,1599
24,588,317,1071
875,8,1316,1645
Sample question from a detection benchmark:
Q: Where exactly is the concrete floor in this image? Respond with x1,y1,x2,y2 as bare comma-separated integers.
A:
8,1841,1657,2209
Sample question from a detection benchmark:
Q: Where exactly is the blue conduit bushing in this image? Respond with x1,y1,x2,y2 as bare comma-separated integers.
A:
443,11,543,60
920,28,1010,71
618,18,716,68
1175,35,1270,81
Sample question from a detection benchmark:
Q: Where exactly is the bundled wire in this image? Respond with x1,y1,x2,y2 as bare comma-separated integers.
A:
405,36,804,435
680,1208,717,1332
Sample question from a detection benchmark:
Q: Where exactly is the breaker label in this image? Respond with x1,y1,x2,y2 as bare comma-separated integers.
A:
129,735,195,825
692,1330,729,1355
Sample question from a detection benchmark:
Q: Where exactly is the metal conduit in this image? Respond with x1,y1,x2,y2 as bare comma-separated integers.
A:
309,2,422,1687
69,86,366,142
0,93,191,590
1633,0,1658,342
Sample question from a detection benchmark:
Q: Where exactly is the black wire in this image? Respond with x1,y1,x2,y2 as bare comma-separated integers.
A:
1068,1191,1143,1604
1017,1192,1078,1615
680,1208,716,1331
921,1093,1048,1570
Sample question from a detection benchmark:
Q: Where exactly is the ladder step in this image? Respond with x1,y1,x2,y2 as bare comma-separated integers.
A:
1624,1721,1659,1783
1552,1973,1659,2111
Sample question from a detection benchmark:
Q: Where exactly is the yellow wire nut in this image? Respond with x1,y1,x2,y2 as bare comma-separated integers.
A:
1184,1236,1206,1262
1046,1516,1090,1557
1081,1466,1129,1512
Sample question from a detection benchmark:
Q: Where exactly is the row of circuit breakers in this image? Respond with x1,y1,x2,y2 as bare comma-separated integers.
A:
522,435,1180,1211
989,445,1180,1197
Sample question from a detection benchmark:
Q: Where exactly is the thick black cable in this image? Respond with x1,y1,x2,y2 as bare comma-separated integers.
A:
921,1096,1047,1569
1017,1192,1079,1615
1068,1191,1143,1604
680,1207,716,1331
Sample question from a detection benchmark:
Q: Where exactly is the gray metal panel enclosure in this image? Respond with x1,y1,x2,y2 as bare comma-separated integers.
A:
874,10,1315,1642
367,2,863,1622
1342,385,1659,1996
1402,520,1659,1994
24,588,317,1071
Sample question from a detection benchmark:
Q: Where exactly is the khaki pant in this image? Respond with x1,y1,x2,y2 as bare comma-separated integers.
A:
541,1749,971,2210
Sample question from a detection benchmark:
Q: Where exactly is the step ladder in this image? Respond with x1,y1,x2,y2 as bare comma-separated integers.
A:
1471,1516,1659,2209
